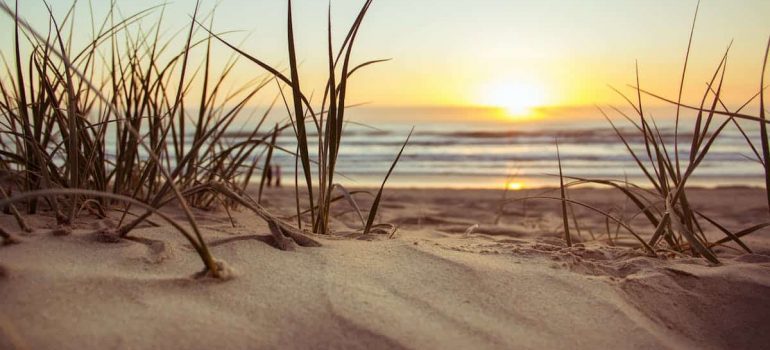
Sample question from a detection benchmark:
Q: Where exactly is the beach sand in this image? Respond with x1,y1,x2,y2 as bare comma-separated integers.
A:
1,186,769,349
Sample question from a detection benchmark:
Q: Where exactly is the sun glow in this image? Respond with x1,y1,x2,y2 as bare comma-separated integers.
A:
479,81,547,118
506,181,524,191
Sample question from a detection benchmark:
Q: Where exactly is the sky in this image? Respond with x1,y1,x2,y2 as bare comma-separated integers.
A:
4,0,770,118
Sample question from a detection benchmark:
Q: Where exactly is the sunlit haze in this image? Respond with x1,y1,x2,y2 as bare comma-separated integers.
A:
3,2,770,346
5,0,769,121
3,0,769,192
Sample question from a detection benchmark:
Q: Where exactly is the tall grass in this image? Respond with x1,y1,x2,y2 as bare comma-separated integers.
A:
520,3,770,262
0,0,286,277
202,0,407,236
0,0,404,277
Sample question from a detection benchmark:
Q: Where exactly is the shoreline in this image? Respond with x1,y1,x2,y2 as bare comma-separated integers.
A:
258,174,769,191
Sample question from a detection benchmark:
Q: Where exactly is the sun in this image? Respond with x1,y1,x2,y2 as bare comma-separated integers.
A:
479,81,547,118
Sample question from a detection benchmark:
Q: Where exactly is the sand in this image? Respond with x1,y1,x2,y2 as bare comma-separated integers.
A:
1,186,769,349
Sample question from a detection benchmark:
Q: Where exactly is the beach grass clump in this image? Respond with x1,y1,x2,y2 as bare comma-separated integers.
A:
202,0,409,236
0,0,405,277
523,3,770,263
0,0,295,277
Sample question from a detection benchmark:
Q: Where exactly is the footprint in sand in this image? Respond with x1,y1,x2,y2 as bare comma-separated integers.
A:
123,237,174,264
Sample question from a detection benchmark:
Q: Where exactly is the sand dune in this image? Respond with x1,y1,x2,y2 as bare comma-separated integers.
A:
1,187,769,349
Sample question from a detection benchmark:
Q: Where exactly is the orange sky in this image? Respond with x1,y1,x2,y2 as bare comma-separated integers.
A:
5,0,770,118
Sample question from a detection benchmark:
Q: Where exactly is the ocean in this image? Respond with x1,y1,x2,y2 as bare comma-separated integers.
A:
227,106,767,190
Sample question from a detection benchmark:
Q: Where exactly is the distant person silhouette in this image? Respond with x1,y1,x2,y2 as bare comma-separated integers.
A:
266,164,273,187
275,165,282,187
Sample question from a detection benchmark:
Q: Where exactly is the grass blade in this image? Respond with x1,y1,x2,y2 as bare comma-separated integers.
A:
556,139,571,247
364,127,412,234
